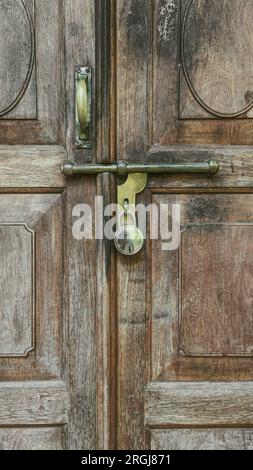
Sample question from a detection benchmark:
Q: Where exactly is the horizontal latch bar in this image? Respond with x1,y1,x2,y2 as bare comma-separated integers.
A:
62,160,219,177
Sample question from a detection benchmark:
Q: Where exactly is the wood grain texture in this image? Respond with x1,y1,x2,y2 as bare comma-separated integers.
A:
96,173,115,450
0,146,66,188
5,0,253,452
0,381,67,425
0,224,34,357
152,0,180,145
149,205,178,382
65,0,95,160
95,0,117,450
64,0,97,450
64,180,97,449
6,0,37,120
111,0,253,451
0,0,35,118
0,427,64,450
152,0,253,144
180,224,253,356
0,0,64,144
0,193,64,381
147,145,253,189
116,0,150,161
151,429,253,450
116,0,151,450
145,382,253,427
0,0,99,451
117,253,149,450
150,192,253,381
181,0,253,118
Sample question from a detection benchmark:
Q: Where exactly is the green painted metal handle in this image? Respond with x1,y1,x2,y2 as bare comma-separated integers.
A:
62,160,219,177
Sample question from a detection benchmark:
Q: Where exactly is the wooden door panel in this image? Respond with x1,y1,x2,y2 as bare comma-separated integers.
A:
145,382,253,427
151,429,253,451
150,192,253,381
180,225,253,357
0,427,64,450
0,193,63,380
152,0,253,144
115,0,253,450
0,224,34,357
3,0,253,451
0,146,66,188
180,0,253,119
0,0,36,119
0,0,64,144
0,381,67,426
146,382,253,450
0,0,98,450
0,191,66,448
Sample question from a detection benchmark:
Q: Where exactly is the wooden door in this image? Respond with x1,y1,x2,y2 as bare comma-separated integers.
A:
0,0,100,450
3,0,253,452
108,0,253,450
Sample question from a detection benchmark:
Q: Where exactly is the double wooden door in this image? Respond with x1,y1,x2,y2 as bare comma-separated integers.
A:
1,0,253,450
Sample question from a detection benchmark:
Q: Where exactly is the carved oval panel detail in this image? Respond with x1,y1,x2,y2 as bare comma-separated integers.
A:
182,0,253,117
0,0,34,117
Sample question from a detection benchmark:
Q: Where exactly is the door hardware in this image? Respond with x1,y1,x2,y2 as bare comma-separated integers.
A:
114,173,147,256
62,159,219,176
62,159,219,255
75,66,92,148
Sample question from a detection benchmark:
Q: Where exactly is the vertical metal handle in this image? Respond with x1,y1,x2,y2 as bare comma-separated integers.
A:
75,66,92,148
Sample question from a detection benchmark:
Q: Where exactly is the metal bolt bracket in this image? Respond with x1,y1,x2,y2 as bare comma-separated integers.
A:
62,159,220,256
62,159,219,176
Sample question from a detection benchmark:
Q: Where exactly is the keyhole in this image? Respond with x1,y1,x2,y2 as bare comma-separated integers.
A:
114,225,144,256
126,241,134,254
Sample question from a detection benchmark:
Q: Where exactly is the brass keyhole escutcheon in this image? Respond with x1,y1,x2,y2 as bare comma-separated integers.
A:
115,173,148,256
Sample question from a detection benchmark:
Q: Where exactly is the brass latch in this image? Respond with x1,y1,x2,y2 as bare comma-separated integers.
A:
75,66,92,149
62,160,219,177
62,160,219,255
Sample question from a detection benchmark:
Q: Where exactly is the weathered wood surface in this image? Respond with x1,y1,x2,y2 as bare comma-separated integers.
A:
116,0,151,450
0,0,36,119
153,0,253,144
94,1,117,450
147,145,253,189
0,193,64,381
153,0,180,146
181,225,253,356
65,0,95,160
145,382,253,427
64,0,97,450
0,381,67,425
0,146,66,187
181,0,253,119
0,0,64,144
115,0,253,451
116,0,150,161
3,0,253,452
150,192,253,381
0,427,64,450
0,0,98,452
151,429,253,451
0,224,34,357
